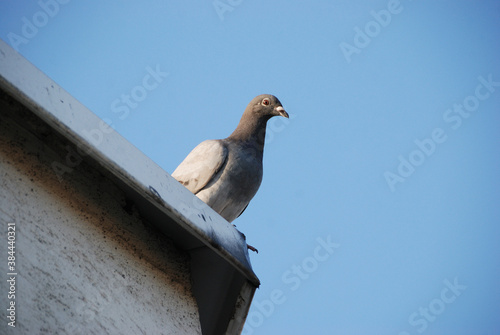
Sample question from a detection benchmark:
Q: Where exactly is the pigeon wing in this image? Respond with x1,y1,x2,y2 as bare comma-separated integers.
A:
171,140,228,194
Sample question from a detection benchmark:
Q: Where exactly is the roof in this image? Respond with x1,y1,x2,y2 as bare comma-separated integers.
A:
0,39,259,335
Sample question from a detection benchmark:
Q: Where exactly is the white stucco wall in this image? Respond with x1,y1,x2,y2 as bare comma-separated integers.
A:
0,103,201,334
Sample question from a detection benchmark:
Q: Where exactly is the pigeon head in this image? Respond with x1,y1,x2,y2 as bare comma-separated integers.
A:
228,94,288,144
248,94,289,120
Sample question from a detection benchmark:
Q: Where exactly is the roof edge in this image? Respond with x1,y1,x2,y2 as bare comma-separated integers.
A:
0,38,259,334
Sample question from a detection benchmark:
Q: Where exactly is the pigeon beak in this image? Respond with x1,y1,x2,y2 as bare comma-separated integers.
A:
275,106,289,118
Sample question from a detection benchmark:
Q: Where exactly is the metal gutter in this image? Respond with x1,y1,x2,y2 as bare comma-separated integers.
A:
0,39,259,335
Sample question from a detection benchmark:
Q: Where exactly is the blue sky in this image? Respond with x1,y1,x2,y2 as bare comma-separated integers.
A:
2,1,500,334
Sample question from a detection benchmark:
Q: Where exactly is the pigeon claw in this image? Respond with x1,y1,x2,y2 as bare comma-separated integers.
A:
247,244,258,253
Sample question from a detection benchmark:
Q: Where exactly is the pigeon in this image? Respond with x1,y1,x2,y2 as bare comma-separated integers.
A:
172,94,288,249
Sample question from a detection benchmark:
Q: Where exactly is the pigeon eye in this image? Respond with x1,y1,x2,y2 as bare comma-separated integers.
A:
262,99,270,106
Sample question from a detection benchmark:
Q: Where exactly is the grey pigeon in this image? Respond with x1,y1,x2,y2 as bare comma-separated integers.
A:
172,94,288,225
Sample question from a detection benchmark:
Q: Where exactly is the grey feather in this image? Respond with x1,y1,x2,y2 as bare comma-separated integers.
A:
172,140,228,194
172,94,288,223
